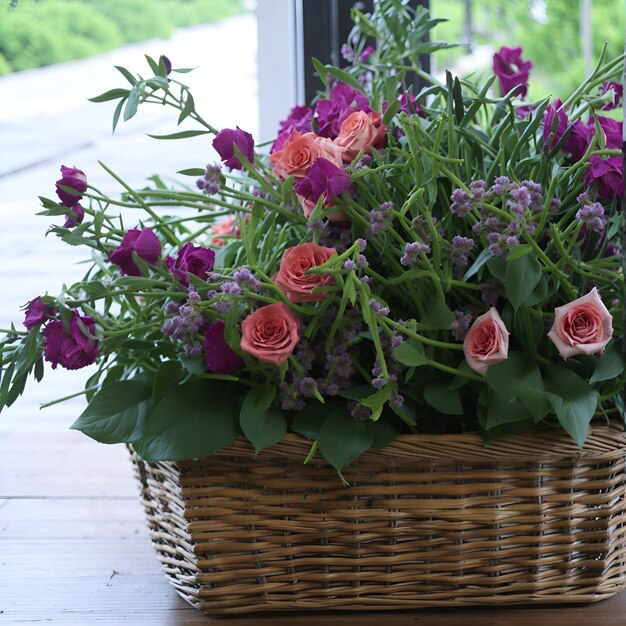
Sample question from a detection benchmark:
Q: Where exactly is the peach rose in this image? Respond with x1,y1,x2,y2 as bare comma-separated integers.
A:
334,110,387,162
269,131,344,180
210,215,240,247
547,288,613,359
240,302,300,366
274,243,336,302
463,308,510,376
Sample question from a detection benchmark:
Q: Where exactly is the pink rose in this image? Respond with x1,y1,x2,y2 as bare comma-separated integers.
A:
240,303,300,365
334,110,387,162
274,243,337,302
547,288,613,359
297,194,349,222
269,131,345,180
463,308,510,376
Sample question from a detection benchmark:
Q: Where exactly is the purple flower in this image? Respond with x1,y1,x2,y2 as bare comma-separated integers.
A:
24,297,57,330
294,158,353,203
601,81,623,111
341,43,355,61
450,310,472,341
369,299,390,317
63,203,85,228
543,99,569,151
43,310,99,370
271,105,314,153
493,46,532,98
400,241,430,267
584,156,623,201
160,55,172,75
359,45,375,62
165,243,216,286
196,163,222,196
203,321,244,375
450,188,472,217
450,236,474,267
109,228,161,276
596,116,622,150
55,165,87,206
560,119,593,161
314,82,370,139
212,127,255,170
576,199,606,233
233,268,260,291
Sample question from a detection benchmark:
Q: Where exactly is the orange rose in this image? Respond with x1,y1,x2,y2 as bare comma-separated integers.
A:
270,131,344,180
334,111,387,162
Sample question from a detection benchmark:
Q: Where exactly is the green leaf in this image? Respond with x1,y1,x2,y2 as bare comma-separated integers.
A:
462,248,492,282
291,403,326,439
394,339,429,367
424,381,463,415
370,417,402,449
324,66,365,93
505,253,542,310
70,378,153,444
152,360,183,404
135,380,240,461
311,57,328,87
146,130,211,140
239,385,282,453
590,342,624,384
486,352,551,421
486,388,533,428
123,85,140,121
421,299,454,330
177,168,206,177
114,65,137,85
179,355,207,377
544,365,598,448
318,410,373,470
360,385,393,421
506,244,533,261
88,88,130,103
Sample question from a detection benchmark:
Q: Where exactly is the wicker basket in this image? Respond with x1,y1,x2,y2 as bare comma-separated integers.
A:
130,421,626,614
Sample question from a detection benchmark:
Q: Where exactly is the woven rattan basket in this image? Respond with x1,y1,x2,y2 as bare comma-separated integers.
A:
130,421,626,614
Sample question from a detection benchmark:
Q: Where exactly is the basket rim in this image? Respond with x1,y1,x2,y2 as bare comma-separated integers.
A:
171,420,626,467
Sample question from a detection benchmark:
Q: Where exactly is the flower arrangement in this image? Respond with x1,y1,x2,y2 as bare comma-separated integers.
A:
0,1,623,477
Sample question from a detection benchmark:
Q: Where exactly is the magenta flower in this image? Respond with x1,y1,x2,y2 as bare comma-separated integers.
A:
596,116,622,150
203,321,244,375
271,105,313,153
43,310,99,370
601,81,623,111
294,158,352,204
55,165,87,206
542,99,569,151
562,119,593,162
314,82,370,139
109,228,162,276
359,45,375,62
63,203,85,228
23,297,58,330
584,156,623,201
212,127,254,170
493,46,532,98
165,243,215,286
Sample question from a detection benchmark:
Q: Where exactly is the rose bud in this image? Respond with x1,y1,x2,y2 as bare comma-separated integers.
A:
463,307,510,376
547,287,613,359
240,302,300,366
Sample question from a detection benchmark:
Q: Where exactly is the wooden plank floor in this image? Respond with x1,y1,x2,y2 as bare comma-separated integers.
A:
1,408,626,625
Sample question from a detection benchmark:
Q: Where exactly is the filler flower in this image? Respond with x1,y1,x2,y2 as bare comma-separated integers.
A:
548,288,613,359
240,302,300,365
493,46,532,98
55,165,87,206
43,310,99,370
109,228,162,276
463,308,510,376
212,127,255,170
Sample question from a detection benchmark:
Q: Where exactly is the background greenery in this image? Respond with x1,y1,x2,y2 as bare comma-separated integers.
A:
0,0,244,75
431,0,624,100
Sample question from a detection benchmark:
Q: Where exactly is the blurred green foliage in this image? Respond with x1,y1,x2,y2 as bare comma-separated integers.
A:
0,0,244,75
431,0,624,99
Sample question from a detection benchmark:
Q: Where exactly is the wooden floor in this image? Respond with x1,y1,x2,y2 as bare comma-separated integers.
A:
1,406,626,625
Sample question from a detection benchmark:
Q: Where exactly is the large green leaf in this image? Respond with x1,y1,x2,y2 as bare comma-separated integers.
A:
318,410,373,470
421,299,454,330
424,380,463,415
505,253,542,310
590,342,624,384
486,352,551,421
544,365,598,448
135,380,240,461
486,388,533,429
394,339,429,367
71,378,153,444
239,385,285,453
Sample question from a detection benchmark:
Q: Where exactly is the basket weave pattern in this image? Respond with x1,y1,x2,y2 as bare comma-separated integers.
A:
131,423,626,614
